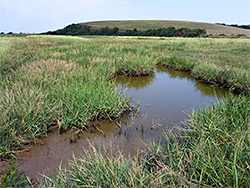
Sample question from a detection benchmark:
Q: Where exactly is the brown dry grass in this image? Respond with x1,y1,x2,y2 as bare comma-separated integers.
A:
39,40,57,45
19,59,78,81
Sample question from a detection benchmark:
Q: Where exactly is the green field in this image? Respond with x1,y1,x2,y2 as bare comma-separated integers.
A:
82,20,250,37
0,35,249,187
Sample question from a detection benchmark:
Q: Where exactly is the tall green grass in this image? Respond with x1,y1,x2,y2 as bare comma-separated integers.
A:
0,59,129,158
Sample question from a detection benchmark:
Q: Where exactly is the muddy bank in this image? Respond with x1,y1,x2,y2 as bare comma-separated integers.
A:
193,75,250,95
116,69,152,77
157,62,191,73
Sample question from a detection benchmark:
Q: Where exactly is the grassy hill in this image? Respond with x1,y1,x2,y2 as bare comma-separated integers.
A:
81,20,250,37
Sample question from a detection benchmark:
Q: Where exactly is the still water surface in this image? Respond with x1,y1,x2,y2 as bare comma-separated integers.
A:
16,66,227,178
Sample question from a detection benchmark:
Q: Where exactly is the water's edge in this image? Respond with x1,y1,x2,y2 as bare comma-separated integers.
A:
0,66,228,179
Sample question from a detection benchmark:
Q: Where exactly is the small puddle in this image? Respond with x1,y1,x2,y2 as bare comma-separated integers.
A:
13,66,227,179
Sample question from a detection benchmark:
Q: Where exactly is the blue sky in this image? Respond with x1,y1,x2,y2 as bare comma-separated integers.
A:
1,0,250,33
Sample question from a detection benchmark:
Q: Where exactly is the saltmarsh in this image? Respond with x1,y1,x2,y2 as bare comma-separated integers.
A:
0,35,250,187
41,94,250,188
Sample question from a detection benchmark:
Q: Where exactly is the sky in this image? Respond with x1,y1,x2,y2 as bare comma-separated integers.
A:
0,0,250,33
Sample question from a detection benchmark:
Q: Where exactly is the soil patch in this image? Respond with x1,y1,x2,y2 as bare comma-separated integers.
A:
116,70,151,77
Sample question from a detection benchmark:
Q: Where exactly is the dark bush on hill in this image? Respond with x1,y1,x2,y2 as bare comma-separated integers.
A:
216,23,250,30
42,23,206,37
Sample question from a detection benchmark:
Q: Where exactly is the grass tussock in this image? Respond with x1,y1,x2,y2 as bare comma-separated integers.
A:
157,56,194,71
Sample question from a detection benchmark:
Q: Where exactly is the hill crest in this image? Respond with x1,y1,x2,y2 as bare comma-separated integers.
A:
81,20,250,37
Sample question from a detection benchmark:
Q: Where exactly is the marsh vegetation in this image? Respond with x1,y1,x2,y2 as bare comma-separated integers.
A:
0,35,249,187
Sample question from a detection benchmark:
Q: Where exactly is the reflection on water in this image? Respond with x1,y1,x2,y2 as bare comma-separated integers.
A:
15,66,228,179
115,71,155,89
155,66,226,97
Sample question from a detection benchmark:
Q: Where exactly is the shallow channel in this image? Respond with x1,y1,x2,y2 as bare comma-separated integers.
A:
14,66,227,179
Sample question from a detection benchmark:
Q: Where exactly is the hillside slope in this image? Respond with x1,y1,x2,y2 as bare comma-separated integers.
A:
82,20,250,37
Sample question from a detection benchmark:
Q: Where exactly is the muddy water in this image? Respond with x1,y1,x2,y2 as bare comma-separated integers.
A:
15,66,227,179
